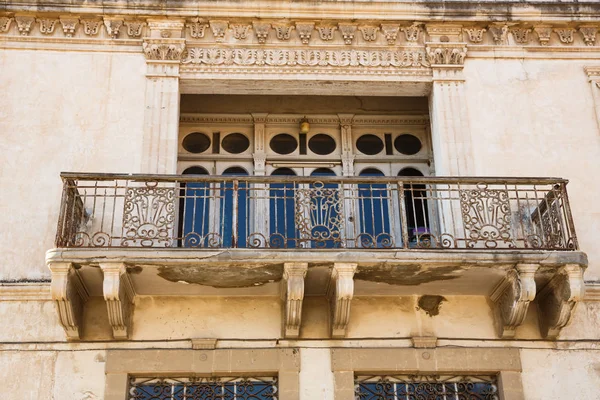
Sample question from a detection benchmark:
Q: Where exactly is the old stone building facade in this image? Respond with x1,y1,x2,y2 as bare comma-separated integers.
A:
1,0,600,398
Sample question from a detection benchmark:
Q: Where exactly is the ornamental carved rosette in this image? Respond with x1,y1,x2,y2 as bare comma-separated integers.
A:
143,38,186,61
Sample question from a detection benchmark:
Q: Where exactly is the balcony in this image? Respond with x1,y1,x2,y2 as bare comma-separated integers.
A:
46,173,587,340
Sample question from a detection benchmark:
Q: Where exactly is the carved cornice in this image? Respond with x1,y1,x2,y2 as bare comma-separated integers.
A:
100,263,135,340
49,262,89,340
281,263,308,338
179,113,254,124
143,38,185,61
328,263,357,338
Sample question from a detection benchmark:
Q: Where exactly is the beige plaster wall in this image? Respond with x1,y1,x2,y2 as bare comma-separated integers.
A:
464,58,600,279
0,49,146,281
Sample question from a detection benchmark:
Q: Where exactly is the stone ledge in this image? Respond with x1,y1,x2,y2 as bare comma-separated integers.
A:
0,283,52,301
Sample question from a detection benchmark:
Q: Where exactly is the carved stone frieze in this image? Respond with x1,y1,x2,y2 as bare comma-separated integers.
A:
209,20,228,42
555,28,575,44
104,17,123,39
511,28,531,44
359,25,379,42
328,263,357,338
317,25,337,41
464,27,486,43
38,18,58,35
490,264,539,338
186,19,209,39
82,19,102,36
426,43,467,66
0,17,12,33
281,263,308,338
338,23,357,45
380,24,400,45
182,47,430,69
100,263,135,339
402,22,423,42
535,26,552,46
125,20,145,38
489,24,508,45
273,24,294,41
15,16,34,36
253,22,271,44
537,264,585,339
49,262,90,340
231,23,251,40
59,16,79,37
143,38,186,61
580,27,597,46
295,22,314,44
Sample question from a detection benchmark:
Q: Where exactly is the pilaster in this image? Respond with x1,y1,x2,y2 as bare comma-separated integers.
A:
281,263,308,338
585,67,600,135
427,42,473,175
141,19,185,174
48,262,89,340
328,263,357,338
100,263,136,340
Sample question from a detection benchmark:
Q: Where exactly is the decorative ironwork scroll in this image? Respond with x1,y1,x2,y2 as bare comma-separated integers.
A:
460,185,515,248
129,377,277,400
122,183,176,247
355,375,498,400
531,188,566,249
295,182,344,248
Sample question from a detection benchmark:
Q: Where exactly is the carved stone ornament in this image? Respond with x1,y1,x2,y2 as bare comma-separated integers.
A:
328,263,357,338
359,25,379,42
317,25,337,41
535,26,552,46
426,43,467,66
555,28,575,44
103,17,123,39
253,152,267,175
273,24,294,41
489,25,508,45
252,22,271,44
537,264,585,339
511,28,532,44
186,19,209,39
143,38,185,61
82,19,102,36
338,23,357,45
38,18,58,35
0,17,13,33
100,263,135,339
125,20,145,38
341,153,355,176
49,262,90,340
281,263,308,338
59,16,79,37
295,22,314,44
402,22,423,42
230,23,251,40
15,16,35,36
182,48,430,68
580,27,597,46
380,24,400,45
464,27,486,43
209,20,228,42
490,264,539,338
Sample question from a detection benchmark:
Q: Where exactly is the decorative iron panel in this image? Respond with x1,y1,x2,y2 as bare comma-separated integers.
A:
295,182,344,248
355,375,498,400
129,377,277,400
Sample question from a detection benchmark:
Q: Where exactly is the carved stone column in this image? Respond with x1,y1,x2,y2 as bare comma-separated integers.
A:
538,264,585,339
141,19,186,174
585,67,600,134
100,263,135,339
427,43,474,175
490,263,539,338
281,263,308,338
49,262,89,340
328,263,358,338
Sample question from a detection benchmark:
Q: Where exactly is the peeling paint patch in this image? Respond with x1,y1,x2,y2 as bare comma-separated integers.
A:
417,295,446,317
157,264,282,288
355,265,463,286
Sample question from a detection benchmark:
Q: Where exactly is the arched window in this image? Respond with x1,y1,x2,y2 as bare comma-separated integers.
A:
269,168,297,248
357,168,392,248
221,167,249,248
180,166,210,248
399,167,431,248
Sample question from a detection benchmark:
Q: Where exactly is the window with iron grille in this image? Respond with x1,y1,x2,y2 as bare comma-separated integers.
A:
355,375,498,400
129,376,278,400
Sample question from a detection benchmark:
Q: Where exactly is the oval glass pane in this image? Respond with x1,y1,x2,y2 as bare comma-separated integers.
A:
394,134,422,155
356,134,384,155
222,133,250,154
182,132,211,154
270,133,298,155
182,166,209,175
308,134,336,155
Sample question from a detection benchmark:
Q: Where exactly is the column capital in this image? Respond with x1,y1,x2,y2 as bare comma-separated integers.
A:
426,42,467,67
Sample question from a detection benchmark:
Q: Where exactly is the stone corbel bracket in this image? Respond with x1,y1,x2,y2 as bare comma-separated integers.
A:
537,264,585,339
490,263,539,338
328,263,357,338
100,263,135,340
49,262,90,340
281,263,308,338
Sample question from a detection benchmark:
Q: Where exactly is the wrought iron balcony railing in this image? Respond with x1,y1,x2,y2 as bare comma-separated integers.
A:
55,173,578,251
